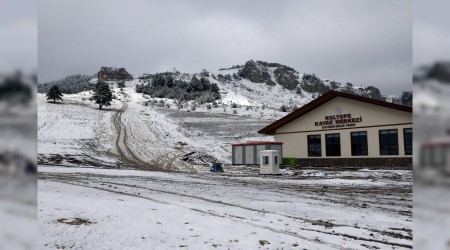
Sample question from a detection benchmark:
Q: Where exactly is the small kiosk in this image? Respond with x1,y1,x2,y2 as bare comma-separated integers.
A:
259,150,281,175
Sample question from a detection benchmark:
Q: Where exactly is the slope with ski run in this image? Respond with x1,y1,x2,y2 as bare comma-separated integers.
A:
37,76,289,171
38,75,412,249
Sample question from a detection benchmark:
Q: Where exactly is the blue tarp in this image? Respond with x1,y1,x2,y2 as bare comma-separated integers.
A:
210,163,224,173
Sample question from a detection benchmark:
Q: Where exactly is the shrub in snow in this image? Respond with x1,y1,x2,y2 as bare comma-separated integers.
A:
401,91,412,106
135,73,220,102
231,102,238,108
38,74,95,94
279,105,288,112
212,101,218,108
233,109,237,115
206,104,211,110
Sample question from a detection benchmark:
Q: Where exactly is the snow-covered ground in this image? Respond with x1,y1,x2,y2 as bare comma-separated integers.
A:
38,79,282,171
39,166,412,250
413,169,450,250
1,176,36,250
38,78,412,249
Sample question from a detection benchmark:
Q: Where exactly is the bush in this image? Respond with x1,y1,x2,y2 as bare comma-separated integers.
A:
135,73,221,102
279,105,288,112
282,157,296,167
231,102,238,108
233,109,237,115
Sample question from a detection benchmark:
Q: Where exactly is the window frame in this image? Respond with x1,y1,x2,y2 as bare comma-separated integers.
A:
403,128,413,156
379,129,399,155
325,133,341,157
351,131,368,156
307,134,322,157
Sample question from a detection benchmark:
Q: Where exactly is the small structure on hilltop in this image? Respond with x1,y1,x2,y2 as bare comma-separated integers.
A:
98,67,133,81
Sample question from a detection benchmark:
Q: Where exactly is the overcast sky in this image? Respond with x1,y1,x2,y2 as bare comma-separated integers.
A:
39,0,411,95
0,0,37,73
413,0,450,68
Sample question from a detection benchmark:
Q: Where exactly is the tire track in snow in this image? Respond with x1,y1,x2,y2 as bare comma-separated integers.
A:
112,102,162,171
41,178,347,250
40,173,412,249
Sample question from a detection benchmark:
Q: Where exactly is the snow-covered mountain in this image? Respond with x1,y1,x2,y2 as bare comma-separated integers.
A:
38,60,411,111
216,60,386,100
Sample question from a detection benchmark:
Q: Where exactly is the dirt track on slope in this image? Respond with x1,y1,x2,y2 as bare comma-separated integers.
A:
112,102,161,171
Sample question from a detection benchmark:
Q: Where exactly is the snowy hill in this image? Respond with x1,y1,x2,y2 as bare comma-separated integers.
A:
39,60,411,112
37,61,413,171
215,60,392,102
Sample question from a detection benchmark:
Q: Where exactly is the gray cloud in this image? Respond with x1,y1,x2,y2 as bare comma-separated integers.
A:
413,0,450,67
0,0,37,73
39,0,411,95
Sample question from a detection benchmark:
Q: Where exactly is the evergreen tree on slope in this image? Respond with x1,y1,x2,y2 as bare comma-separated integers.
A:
91,81,112,109
46,85,63,103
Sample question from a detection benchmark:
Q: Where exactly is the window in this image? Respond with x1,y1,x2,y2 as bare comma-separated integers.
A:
308,135,321,157
326,133,341,156
274,156,278,164
351,131,368,156
404,128,412,155
263,156,269,164
379,129,398,155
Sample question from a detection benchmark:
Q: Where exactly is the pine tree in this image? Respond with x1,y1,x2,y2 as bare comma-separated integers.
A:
91,81,113,109
46,85,63,103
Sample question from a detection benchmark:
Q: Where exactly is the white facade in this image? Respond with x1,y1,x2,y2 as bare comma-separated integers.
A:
259,91,413,167
259,150,280,175
275,96,412,158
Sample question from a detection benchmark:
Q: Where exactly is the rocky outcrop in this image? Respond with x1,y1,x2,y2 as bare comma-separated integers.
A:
237,60,270,83
274,67,300,90
426,62,450,83
237,60,300,90
300,74,330,94
98,67,133,81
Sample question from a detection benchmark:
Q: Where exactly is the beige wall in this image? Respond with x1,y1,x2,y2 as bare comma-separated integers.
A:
275,97,412,158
